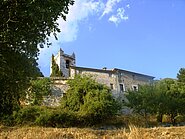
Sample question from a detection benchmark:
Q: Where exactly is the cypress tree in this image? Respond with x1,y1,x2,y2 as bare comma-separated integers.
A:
50,54,63,77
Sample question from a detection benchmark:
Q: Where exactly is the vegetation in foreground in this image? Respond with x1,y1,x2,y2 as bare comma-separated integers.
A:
0,0,74,117
1,70,185,128
124,68,185,126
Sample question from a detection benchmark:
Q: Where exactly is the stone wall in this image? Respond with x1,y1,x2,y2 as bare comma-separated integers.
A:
70,68,121,98
43,78,68,107
118,71,153,91
70,67,154,99
46,67,154,107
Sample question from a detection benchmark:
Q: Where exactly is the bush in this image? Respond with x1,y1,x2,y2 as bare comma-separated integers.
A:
35,109,78,127
34,108,53,127
13,106,42,125
26,78,51,105
12,106,80,127
60,75,121,125
0,114,15,126
175,115,185,123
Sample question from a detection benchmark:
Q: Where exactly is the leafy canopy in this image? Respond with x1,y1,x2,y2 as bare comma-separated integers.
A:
0,0,74,116
61,75,121,123
124,77,185,125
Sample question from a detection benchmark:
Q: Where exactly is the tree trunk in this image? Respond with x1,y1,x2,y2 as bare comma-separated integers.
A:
157,113,163,123
171,113,177,126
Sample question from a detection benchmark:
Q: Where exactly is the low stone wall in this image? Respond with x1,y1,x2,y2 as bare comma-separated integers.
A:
43,78,69,107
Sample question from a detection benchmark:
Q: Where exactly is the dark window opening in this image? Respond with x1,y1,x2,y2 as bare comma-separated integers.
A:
120,84,124,92
110,83,114,90
132,85,138,91
66,60,70,69
133,86,137,91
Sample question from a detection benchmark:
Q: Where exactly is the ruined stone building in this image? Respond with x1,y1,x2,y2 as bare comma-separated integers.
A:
48,48,154,106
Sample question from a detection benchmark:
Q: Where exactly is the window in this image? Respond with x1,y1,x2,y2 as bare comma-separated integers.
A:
120,84,124,92
110,83,114,90
132,85,138,91
66,60,70,69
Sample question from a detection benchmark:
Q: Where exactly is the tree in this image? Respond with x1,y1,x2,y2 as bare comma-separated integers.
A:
0,48,43,116
177,68,185,83
50,54,63,77
60,75,121,124
0,0,74,116
0,0,74,51
124,84,157,125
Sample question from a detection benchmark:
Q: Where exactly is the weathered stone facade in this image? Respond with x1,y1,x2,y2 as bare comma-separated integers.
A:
50,48,75,77
70,66,154,98
43,77,68,106
48,49,155,107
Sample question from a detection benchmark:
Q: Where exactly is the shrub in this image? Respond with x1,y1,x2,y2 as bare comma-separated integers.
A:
12,106,80,127
26,78,51,105
13,106,42,125
0,114,15,126
60,75,121,125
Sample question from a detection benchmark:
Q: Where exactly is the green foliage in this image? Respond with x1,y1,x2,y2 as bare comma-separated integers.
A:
125,78,185,126
35,109,78,127
12,106,78,127
0,0,73,116
0,0,74,50
0,47,43,116
14,106,42,125
124,84,156,125
177,68,185,83
26,78,51,105
156,79,185,125
50,54,63,77
61,75,121,125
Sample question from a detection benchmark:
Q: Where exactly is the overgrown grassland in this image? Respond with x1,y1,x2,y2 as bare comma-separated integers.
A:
0,125,185,139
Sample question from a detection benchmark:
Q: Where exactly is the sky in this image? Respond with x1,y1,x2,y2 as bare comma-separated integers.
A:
38,0,185,80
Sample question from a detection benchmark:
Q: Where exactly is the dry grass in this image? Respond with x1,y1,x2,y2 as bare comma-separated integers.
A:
0,125,185,139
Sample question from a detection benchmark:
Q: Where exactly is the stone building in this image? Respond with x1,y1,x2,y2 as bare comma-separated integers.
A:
70,66,154,98
49,48,155,105
50,48,76,77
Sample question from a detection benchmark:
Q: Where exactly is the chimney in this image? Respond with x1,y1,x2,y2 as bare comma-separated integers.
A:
102,67,107,70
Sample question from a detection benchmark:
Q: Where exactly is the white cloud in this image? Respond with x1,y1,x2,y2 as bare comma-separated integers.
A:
58,0,104,43
101,0,122,17
38,0,130,76
109,8,128,25
126,4,130,9
109,15,119,24
38,0,105,76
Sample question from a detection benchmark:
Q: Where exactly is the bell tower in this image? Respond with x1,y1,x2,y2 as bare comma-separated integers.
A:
50,48,76,77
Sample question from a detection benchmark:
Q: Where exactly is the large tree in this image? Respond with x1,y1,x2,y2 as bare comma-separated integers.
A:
61,75,121,124
124,84,157,125
0,0,74,116
125,78,185,125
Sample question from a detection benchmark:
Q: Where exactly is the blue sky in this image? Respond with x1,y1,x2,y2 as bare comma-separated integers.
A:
38,0,185,79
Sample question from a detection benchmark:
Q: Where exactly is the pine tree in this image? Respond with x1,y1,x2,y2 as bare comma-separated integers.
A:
177,68,185,83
